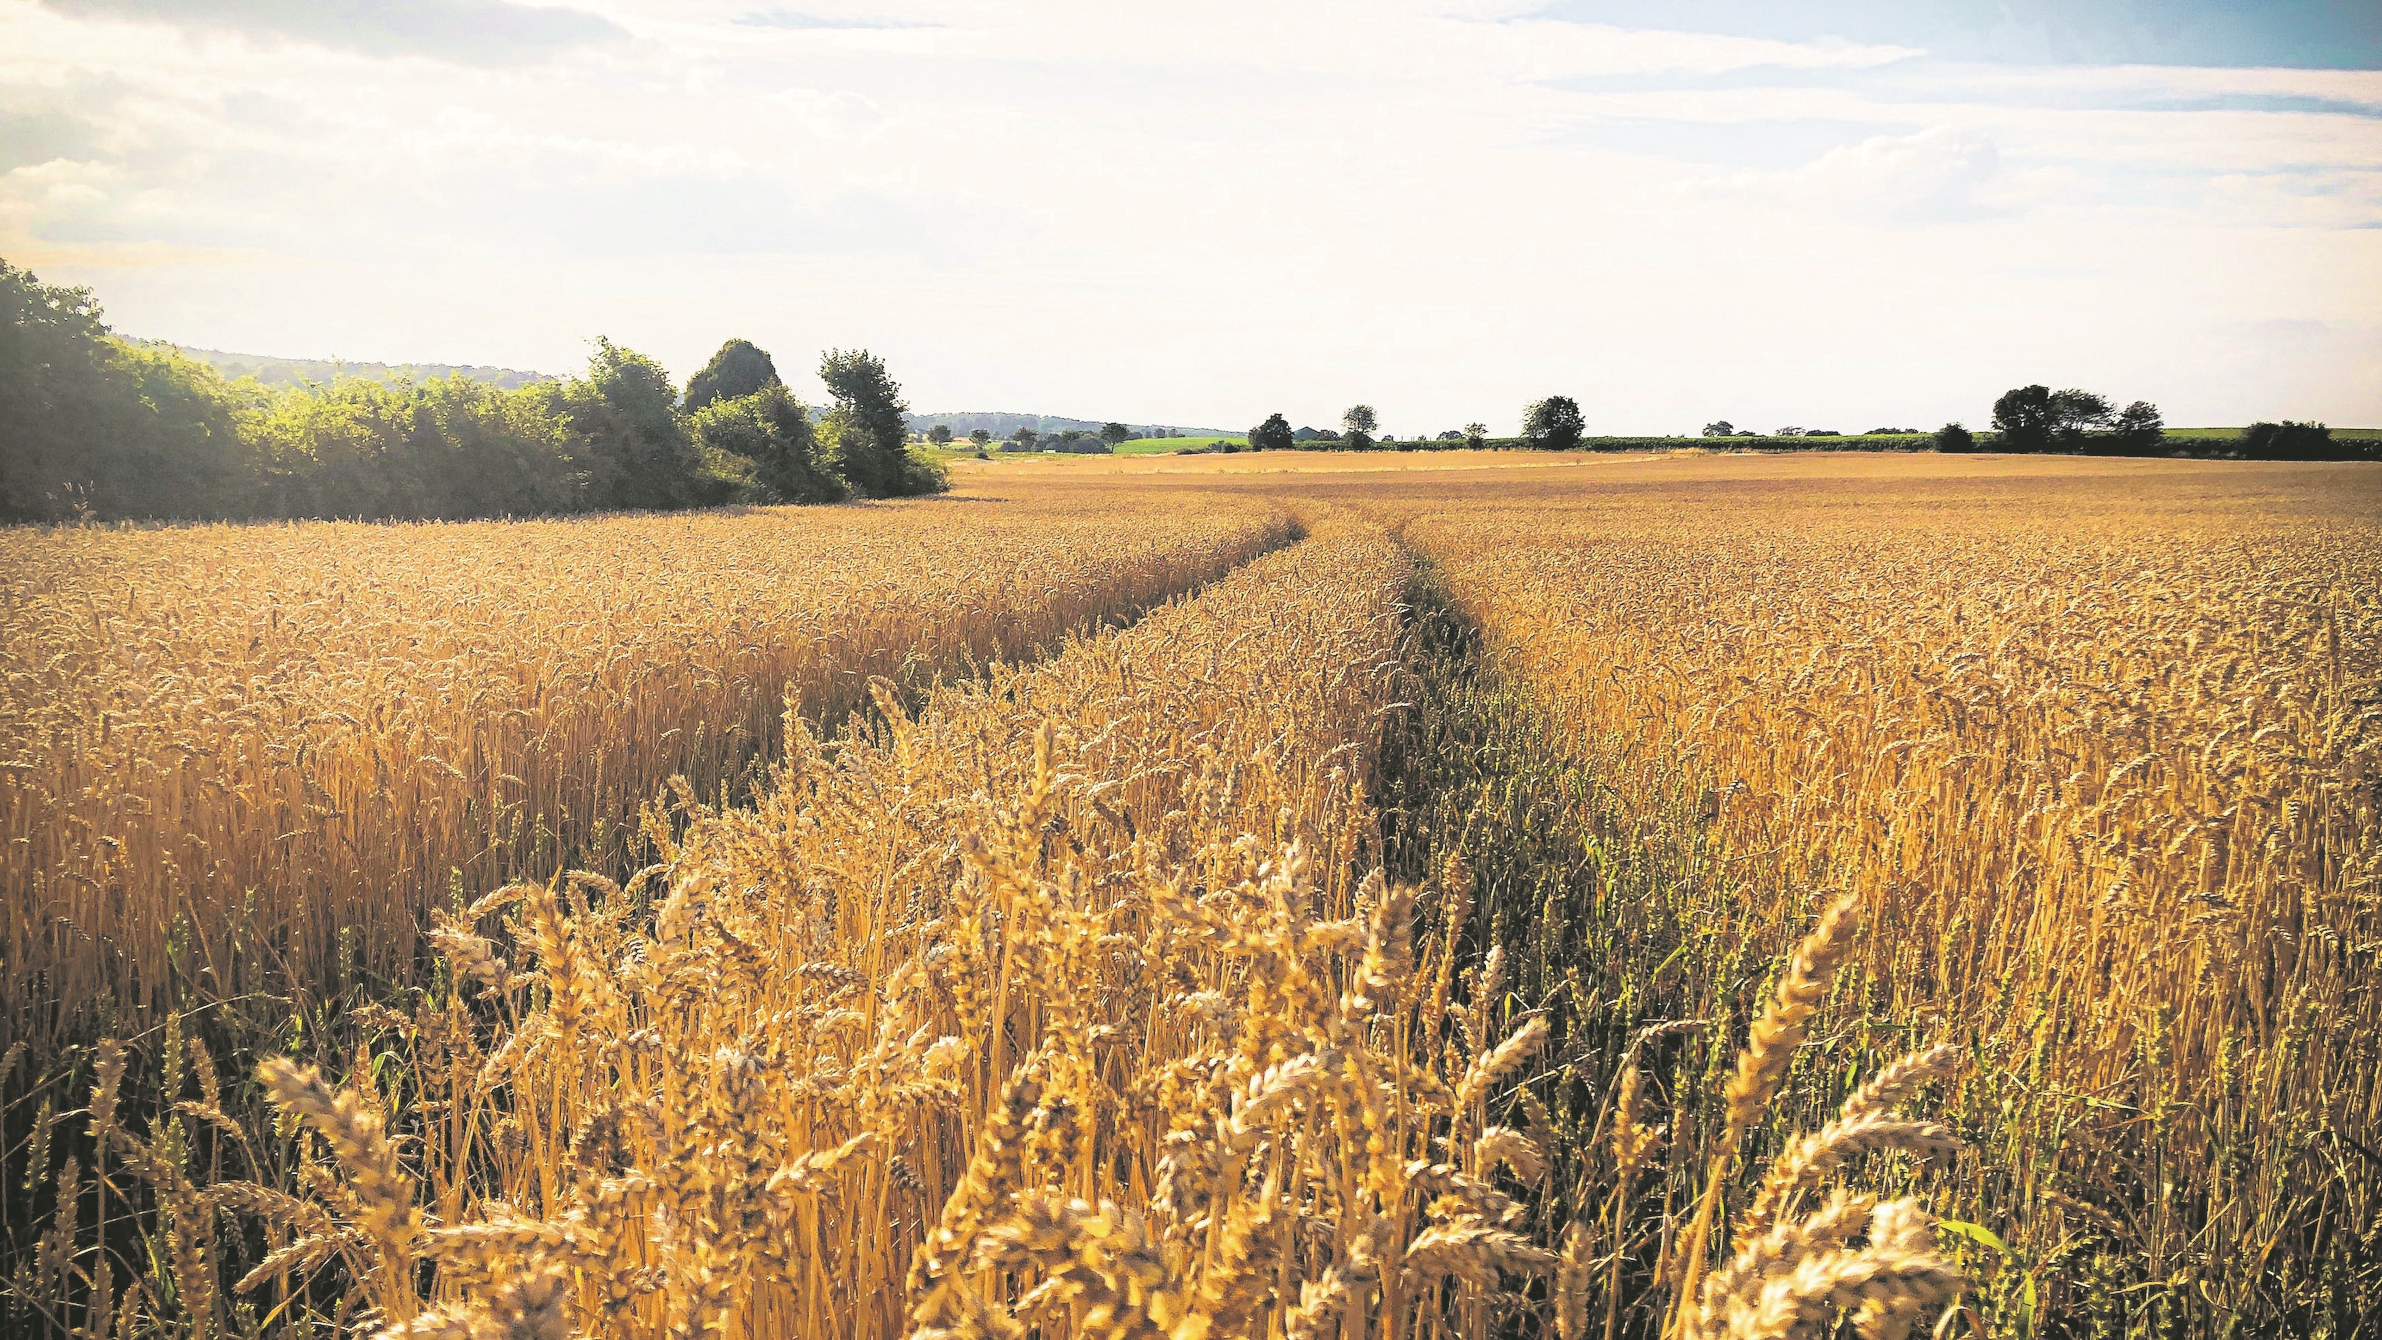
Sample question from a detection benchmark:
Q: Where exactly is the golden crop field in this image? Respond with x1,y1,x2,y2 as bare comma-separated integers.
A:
0,495,1293,1048
4,453,2375,1340
1365,455,2382,1334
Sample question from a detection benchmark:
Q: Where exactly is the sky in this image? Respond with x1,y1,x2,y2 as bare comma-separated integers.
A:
1,0,2377,434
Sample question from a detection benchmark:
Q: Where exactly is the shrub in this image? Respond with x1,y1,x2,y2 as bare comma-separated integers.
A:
1933,421,1977,453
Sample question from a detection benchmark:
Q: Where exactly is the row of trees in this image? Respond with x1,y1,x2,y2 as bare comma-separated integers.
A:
918,421,1139,453
1243,398,1586,453
0,261,944,524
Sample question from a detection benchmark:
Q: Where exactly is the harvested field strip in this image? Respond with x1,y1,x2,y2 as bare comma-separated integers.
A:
1401,497,2382,1334
1,494,1297,1047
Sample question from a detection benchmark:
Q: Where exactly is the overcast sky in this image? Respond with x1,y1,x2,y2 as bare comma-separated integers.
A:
2,0,2376,433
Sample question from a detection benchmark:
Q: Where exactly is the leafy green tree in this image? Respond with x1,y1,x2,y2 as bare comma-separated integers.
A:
682,339,782,415
554,338,718,510
1522,395,1584,450
2109,400,2164,454
969,428,991,446
691,384,844,504
1933,421,1977,453
2050,389,2113,439
1010,426,1040,450
1340,404,1377,450
926,423,953,445
1248,413,1293,452
818,348,942,496
1990,385,2055,452
1101,421,1132,449
1464,422,1487,449
0,261,258,521
1995,384,2123,452
1702,420,1735,437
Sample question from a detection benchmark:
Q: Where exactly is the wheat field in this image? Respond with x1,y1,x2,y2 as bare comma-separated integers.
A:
0,496,1294,1048
1357,455,2382,1334
4,454,2374,1339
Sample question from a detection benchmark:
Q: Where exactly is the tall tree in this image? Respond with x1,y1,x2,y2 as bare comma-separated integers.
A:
1522,395,1584,450
817,348,943,496
2109,400,2164,454
1340,403,1378,449
1990,384,2056,452
1100,421,1132,449
2049,389,2114,440
559,338,711,510
1247,413,1293,452
682,339,782,415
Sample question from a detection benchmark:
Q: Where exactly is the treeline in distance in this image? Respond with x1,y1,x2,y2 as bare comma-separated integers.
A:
0,261,945,524
1233,390,2372,460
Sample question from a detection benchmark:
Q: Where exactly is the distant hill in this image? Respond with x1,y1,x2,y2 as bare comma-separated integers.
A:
907,411,1234,440
165,345,558,391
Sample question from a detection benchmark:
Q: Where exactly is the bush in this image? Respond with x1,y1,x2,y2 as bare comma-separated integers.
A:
1933,422,1976,453
690,385,844,504
2241,421,2336,461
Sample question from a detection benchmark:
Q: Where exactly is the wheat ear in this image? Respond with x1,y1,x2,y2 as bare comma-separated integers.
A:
1668,887,1864,1338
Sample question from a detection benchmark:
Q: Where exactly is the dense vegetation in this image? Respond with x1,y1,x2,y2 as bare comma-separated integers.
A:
0,261,944,523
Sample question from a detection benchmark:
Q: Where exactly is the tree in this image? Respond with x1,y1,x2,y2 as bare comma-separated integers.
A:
1463,422,1487,449
559,337,713,511
1247,413,1293,452
682,339,782,416
1339,404,1376,449
969,428,991,446
1702,420,1735,437
1010,427,1039,450
1995,384,2124,452
2110,401,2164,454
1,260,261,521
1100,421,1131,448
926,423,953,446
1522,395,1584,450
2049,389,2114,440
1933,422,1976,453
691,384,843,505
818,348,942,496
1990,385,2056,452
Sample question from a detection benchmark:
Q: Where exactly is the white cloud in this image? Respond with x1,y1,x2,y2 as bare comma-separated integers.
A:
1697,126,2065,222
